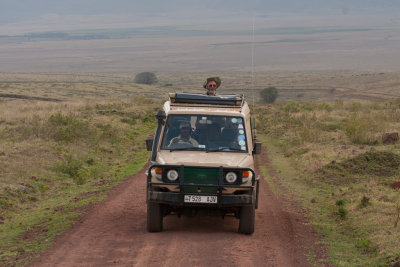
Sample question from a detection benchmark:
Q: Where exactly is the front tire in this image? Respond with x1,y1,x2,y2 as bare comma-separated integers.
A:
238,204,255,234
147,202,163,232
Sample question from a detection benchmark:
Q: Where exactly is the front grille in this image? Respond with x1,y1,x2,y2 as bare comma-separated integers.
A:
183,167,218,193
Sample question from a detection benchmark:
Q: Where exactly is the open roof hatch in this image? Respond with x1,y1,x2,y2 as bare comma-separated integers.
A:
169,93,244,106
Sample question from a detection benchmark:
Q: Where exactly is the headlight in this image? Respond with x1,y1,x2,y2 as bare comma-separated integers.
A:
167,169,179,181
225,172,237,183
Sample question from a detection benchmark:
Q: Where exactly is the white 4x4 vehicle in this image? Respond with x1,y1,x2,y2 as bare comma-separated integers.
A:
146,93,261,234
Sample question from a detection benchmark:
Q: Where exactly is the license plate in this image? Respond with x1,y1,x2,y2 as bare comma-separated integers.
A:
184,195,217,204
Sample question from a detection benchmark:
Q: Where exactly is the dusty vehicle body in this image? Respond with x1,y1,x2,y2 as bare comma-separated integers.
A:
146,93,261,234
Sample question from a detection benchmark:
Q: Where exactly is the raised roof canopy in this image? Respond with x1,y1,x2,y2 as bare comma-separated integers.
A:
169,93,244,107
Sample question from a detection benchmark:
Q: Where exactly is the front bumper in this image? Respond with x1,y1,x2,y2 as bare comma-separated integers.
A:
147,164,257,207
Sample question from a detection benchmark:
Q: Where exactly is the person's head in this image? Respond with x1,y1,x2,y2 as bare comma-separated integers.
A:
179,121,191,138
203,77,221,96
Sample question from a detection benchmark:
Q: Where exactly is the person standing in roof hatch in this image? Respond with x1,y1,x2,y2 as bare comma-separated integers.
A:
203,77,221,96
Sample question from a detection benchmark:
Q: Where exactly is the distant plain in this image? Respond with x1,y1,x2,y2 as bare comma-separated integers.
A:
1,17,400,73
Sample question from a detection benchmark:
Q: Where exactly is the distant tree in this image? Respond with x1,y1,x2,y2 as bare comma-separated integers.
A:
134,72,158,85
260,87,278,103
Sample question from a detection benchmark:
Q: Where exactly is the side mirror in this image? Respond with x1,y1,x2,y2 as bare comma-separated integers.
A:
253,142,262,155
156,109,166,121
145,138,154,151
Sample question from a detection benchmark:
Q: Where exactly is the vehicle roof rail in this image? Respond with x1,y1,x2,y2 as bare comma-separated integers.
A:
169,93,244,107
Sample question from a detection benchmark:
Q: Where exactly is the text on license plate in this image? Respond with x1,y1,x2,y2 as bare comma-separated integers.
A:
184,195,217,204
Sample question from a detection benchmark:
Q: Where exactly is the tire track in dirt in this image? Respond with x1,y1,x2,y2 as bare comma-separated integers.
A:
31,150,327,267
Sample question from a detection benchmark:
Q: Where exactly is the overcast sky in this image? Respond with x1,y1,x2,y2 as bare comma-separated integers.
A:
1,0,400,29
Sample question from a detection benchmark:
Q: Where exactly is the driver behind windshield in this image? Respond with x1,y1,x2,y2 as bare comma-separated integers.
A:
168,121,199,149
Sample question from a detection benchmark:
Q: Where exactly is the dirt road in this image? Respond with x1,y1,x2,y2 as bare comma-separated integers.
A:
32,152,326,267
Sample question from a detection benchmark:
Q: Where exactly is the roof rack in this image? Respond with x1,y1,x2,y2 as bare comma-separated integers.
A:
169,93,244,107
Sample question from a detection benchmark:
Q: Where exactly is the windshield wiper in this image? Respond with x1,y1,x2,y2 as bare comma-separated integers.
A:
169,147,205,152
205,148,220,152
226,147,244,151
206,147,244,152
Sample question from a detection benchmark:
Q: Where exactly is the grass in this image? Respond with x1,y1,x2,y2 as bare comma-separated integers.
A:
1,71,400,104
254,100,400,266
0,97,158,266
258,135,393,266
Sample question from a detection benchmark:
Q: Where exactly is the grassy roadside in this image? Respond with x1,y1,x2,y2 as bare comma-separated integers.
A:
0,97,158,266
254,100,400,266
259,136,379,266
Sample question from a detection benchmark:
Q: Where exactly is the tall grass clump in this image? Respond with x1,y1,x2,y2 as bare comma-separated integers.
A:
343,113,376,144
297,114,324,143
53,153,86,185
47,113,91,142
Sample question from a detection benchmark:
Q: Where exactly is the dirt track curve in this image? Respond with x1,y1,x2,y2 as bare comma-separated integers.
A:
32,151,326,267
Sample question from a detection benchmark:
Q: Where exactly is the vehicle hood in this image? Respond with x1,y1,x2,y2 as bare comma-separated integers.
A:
156,150,254,168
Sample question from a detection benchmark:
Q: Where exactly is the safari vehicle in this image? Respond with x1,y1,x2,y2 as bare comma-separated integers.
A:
145,93,261,234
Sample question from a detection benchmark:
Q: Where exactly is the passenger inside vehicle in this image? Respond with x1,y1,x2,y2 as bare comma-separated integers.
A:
167,121,199,149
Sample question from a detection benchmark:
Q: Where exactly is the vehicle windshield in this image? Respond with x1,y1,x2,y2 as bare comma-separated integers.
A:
160,115,248,152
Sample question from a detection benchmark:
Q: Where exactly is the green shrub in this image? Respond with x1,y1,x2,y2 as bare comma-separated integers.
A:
336,200,347,219
133,72,158,85
337,206,348,219
54,154,86,184
355,238,377,254
336,199,346,206
85,158,95,165
359,196,371,208
260,87,278,103
74,169,87,185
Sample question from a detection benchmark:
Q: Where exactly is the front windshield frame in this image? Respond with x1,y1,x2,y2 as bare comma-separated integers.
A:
160,114,248,153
